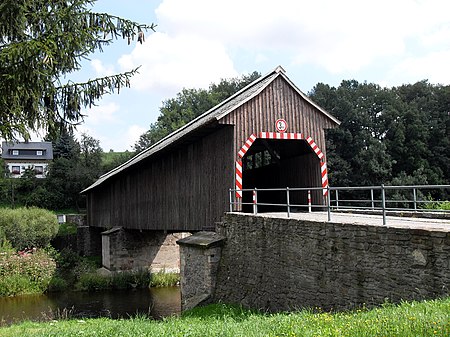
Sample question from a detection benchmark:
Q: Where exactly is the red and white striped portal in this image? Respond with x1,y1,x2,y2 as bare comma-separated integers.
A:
235,132,328,198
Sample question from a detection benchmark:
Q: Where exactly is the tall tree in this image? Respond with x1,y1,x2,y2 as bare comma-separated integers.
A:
135,72,261,152
310,79,449,188
0,0,155,140
310,80,395,186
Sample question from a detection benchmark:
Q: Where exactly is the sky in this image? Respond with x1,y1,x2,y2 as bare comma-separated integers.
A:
64,0,450,151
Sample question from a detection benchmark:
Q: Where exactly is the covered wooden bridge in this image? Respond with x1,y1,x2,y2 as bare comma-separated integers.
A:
82,66,340,234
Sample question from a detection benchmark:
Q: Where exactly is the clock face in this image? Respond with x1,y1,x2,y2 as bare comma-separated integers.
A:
275,119,288,133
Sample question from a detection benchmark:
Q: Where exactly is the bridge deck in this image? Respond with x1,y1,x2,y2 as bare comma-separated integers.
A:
241,211,450,232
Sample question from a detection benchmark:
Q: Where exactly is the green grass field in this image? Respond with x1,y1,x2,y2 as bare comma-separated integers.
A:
1,297,448,336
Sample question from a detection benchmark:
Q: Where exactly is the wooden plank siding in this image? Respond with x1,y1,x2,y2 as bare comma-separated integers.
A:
219,76,336,159
88,126,234,231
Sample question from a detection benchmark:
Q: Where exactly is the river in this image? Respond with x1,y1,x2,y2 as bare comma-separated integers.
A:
0,287,181,326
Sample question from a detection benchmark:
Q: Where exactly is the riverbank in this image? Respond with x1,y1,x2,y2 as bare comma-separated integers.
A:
0,297,448,336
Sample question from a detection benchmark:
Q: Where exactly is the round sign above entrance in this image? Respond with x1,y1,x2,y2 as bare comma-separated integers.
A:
275,119,288,133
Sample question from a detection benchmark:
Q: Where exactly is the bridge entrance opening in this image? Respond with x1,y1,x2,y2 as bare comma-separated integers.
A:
241,138,323,213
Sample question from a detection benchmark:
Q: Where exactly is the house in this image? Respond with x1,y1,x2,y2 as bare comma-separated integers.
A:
1,141,53,178
82,66,340,232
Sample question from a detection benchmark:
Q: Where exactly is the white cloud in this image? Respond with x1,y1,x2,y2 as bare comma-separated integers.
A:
117,32,238,96
125,125,148,149
82,101,120,125
152,0,450,74
91,59,116,77
389,50,450,85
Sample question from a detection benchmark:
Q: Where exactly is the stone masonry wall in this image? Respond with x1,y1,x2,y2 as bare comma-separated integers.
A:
102,228,187,272
213,213,450,312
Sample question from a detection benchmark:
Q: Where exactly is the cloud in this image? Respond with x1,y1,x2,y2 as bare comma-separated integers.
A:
125,125,148,149
390,50,450,85
82,101,120,125
117,32,238,96
90,59,116,77
153,0,450,74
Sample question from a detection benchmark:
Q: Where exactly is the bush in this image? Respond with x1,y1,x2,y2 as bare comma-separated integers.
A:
47,276,68,292
0,207,59,249
76,269,152,292
77,273,111,291
0,275,32,297
0,249,56,296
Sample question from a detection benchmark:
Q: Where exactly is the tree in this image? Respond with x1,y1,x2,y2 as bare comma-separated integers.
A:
135,72,261,152
310,80,395,186
0,0,155,140
309,79,450,188
45,132,104,210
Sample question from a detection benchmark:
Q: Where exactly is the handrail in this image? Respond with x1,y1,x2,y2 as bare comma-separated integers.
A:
229,184,450,225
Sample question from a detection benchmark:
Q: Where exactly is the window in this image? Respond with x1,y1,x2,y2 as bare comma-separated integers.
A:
11,166,20,174
12,150,19,156
36,150,43,156
34,166,44,175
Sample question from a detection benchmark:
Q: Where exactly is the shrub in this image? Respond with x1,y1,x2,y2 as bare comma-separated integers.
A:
76,269,152,292
56,222,78,236
77,273,111,291
47,277,68,292
0,207,58,249
0,275,31,297
0,249,56,296
421,200,450,210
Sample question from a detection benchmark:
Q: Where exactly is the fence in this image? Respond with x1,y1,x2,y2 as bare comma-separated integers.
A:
229,184,450,225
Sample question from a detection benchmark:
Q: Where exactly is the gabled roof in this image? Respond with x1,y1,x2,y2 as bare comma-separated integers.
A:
1,141,53,160
82,66,340,193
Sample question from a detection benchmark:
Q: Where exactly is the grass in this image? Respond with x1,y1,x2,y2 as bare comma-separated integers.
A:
150,270,180,287
0,297,448,336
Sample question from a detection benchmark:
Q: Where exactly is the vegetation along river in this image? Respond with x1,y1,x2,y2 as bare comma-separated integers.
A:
0,287,181,326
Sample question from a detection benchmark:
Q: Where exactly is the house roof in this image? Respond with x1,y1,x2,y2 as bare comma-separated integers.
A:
1,141,53,160
82,66,340,193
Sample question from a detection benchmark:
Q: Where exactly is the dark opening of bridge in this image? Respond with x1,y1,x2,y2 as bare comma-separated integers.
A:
241,138,322,212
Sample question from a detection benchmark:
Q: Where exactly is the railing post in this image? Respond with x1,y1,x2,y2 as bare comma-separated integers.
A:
381,184,386,225
335,189,339,210
308,189,312,213
253,188,257,215
371,189,374,210
286,187,291,218
229,188,233,212
327,185,331,221
413,188,417,212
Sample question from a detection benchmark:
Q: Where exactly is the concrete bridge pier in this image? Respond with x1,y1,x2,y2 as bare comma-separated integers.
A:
101,227,188,272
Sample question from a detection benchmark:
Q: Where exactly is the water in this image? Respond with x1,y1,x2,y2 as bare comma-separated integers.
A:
0,287,181,326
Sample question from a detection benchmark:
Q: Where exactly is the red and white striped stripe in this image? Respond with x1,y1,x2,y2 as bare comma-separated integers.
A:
306,136,324,159
235,160,243,198
321,161,328,197
238,134,257,158
259,132,303,140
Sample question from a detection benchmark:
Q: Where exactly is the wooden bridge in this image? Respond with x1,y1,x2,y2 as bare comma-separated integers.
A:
80,66,448,275
82,66,339,233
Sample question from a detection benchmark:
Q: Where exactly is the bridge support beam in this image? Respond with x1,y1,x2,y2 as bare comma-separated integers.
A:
101,227,187,272
177,232,226,311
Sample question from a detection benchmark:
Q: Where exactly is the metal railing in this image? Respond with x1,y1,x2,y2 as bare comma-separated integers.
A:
229,184,450,225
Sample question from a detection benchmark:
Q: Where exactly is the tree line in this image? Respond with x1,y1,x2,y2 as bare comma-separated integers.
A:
309,80,449,188
0,131,132,211
1,74,448,211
